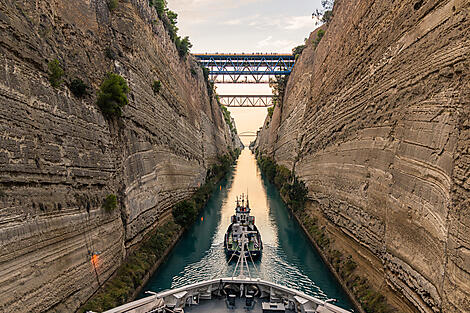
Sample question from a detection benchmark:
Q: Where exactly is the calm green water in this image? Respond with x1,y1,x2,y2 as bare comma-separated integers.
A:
140,148,354,311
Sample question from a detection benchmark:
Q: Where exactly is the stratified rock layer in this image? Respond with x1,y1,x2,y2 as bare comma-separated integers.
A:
0,0,239,312
255,0,470,312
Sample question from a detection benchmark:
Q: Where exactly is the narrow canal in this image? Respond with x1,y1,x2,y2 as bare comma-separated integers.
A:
141,148,355,311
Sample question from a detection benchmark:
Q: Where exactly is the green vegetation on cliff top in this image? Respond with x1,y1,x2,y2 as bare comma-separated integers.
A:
313,0,334,25
149,0,192,57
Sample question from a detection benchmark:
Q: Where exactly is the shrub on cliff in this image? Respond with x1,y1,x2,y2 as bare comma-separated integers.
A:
200,66,215,98
274,165,291,188
152,80,162,94
292,44,306,59
105,47,117,60
69,78,89,98
172,200,197,227
48,59,64,88
258,156,277,182
102,194,117,212
285,178,308,211
150,0,166,18
321,10,333,24
175,36,192,57
267,106,274,118
220,105,237,134
257,156,307,211
97,73,129,117
107,0,118,11
313,29,325,48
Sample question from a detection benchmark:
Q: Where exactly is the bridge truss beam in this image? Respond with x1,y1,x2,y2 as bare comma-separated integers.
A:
238,131,258,137
194,53,295,83
219,95,274,107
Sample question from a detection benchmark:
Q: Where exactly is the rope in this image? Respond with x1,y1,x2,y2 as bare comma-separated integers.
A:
232,248,242,277
244,248,252,278
248,250,260,278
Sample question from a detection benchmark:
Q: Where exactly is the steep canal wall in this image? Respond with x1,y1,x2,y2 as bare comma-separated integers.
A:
0,0,241,312
254,0,470,312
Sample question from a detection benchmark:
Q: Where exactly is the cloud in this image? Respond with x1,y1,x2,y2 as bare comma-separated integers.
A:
257,36,273,48
256,36,296,52
284,16,316,30
223,19,243,25
168,0,268,27
169,0,266,11
219,14,315,31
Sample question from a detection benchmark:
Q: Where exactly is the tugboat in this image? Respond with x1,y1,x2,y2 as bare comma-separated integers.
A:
224,194,262,260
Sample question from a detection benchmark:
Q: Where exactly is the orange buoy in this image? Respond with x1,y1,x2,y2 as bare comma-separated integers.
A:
201,217,204,221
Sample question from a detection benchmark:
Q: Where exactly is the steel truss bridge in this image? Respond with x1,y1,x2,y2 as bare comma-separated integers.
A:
194,53,295,84
218,95,274,107
194,53,294,107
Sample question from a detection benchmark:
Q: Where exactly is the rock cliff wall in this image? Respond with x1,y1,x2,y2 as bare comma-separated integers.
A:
254,0,470,312
0,0,240,312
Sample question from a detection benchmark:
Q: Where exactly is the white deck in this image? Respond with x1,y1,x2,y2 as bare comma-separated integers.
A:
185,297,296,313
102,277,351,313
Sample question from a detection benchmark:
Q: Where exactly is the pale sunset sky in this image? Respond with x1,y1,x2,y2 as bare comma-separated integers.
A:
167,0,324,145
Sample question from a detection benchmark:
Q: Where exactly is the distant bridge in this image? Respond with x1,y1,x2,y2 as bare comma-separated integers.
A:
238,131,258,137
219,95,274,107
194,53,295,83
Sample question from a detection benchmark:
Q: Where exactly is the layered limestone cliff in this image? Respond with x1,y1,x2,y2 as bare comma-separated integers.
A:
0,0,240,312
255,0,470,312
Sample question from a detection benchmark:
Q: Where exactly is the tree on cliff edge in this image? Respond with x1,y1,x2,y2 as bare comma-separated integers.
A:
313,0,334,25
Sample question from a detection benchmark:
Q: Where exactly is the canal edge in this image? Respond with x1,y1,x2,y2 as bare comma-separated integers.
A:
130,218,185,301
291,209,365,313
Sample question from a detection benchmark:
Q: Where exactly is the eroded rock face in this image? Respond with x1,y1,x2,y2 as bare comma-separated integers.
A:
254,0,470,312
0,0,240,312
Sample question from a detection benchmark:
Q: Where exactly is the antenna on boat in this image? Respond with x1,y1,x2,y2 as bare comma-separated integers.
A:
246,189,249,208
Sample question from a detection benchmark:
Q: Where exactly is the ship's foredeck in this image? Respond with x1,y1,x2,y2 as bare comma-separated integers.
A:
185,297,295,313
